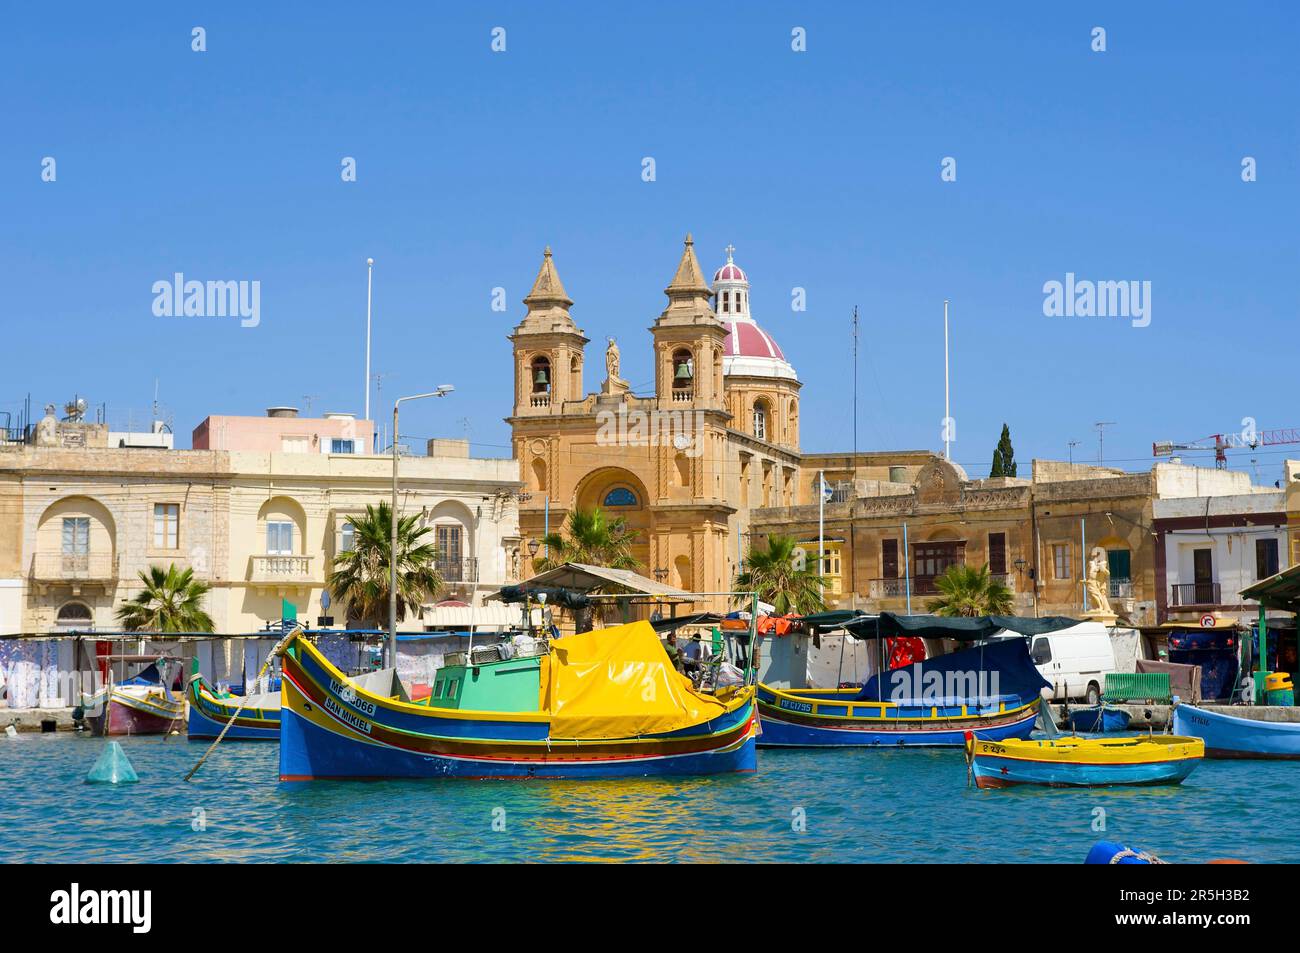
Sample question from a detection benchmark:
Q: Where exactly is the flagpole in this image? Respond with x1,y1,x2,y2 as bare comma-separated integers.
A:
943,298,950,461
365,257,374,445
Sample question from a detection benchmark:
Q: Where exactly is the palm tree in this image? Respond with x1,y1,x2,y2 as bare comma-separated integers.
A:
116,563,215,632
925,563,1014,617
327,502,443,628
534,506,639,630
733,535,826,615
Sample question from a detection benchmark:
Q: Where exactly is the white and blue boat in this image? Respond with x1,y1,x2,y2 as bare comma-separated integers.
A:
1172,702,1300,759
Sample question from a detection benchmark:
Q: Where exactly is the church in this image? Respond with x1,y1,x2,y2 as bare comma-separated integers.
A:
508,235,806,601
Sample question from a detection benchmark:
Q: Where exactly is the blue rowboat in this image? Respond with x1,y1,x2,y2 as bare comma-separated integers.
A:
757,637,1049,747
965,733,1204,788
1172,702,1300,759
279,622,758,781
1066,704,1131,734
187,674,280,741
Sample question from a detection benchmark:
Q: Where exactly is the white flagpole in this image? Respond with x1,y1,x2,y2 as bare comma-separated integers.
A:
943,298,951,461
365,257,374,429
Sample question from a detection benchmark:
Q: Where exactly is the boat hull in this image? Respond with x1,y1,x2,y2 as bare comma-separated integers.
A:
187,679,280,741
91,689,184,736
967,734,1204,788
756,684,1040,747
1066,706,1131,734
1173,703,1300,759
279,637,758,780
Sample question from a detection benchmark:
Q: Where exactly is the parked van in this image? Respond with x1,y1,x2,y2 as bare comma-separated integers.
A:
1024,622,1118,704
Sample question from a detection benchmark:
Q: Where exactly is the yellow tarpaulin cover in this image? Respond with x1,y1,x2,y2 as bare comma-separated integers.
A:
542,620,728,739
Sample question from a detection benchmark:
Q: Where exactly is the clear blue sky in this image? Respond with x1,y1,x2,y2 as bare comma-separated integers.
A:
3,2,1296,480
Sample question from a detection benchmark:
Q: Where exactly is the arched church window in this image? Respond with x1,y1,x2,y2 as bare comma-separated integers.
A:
753,400,768,441
672,349,693,390
531,356,551,394
57,602,92,623
603,487,638,507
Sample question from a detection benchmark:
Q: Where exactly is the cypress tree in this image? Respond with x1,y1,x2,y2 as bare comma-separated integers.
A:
989,423,1017,478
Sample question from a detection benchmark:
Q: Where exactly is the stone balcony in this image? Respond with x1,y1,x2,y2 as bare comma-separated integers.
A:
30,552,118,594
247,554,317,594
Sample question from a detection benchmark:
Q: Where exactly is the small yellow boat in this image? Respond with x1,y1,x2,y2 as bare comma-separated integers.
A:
964,732,1204,788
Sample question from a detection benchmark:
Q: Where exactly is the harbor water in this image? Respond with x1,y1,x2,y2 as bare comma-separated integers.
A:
1,733,1292,863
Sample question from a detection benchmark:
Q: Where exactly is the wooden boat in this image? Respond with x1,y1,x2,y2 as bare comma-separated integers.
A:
964,732,1204,788
1172,702,1300,759
187,673,280,741
1066,704,1131,734
757,637,1048,747
279,620,758,780
87,659,184,737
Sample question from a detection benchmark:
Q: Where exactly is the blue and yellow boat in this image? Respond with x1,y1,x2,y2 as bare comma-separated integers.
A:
187,673,280,741
757,635,1050,747
965,733,1204,788
279,620,758,780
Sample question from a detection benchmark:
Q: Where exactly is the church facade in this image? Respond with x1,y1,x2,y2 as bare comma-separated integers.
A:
508,236,805,604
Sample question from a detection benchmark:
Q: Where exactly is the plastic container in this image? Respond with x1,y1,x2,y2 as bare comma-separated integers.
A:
1266,688,1295,706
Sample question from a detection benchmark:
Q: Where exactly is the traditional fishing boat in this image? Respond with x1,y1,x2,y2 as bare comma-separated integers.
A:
1172,701,1300,759
757,618,1058,747
279,620,758,780
964,732,1204,788
187,672,280,741
88,658,184,736
1066,704,1131,734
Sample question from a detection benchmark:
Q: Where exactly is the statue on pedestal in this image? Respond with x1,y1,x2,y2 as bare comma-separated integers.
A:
601,337,630,395
1083,546,1118,623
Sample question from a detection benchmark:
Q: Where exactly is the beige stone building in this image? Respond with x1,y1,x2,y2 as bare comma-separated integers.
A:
0,410,521,636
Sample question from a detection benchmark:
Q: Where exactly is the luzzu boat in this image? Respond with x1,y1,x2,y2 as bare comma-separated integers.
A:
757,632,1051,747
88,659,184,736
965,733,1204,788
187,672,280,741
1172,701,1300,759
279,620,758,780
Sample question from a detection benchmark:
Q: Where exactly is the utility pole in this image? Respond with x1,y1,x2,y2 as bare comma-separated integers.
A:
1068,440,1080,465
852,306,859,480
1094,421,1116,464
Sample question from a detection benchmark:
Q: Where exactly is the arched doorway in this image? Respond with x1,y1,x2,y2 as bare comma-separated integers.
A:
573,468,652,572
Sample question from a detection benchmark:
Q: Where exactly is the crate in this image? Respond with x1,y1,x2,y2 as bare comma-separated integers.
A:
1103,672,1172,704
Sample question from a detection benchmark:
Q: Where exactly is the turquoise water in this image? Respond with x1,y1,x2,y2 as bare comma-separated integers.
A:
1,733,1294,863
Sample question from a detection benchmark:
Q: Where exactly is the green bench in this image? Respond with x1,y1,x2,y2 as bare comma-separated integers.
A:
1103,672,1172,704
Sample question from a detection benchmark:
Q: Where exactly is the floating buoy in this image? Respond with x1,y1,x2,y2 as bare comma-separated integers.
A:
85,741,139,785
4,725,17,739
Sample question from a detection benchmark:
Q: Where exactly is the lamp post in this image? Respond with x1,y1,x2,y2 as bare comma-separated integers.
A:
388,385,454,669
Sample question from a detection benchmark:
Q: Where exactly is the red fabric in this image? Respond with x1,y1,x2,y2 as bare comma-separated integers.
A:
886,637,927,670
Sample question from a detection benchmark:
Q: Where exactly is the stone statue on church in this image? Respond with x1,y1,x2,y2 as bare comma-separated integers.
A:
34,404,58,446
1083,546,1117,622
601,337,629,395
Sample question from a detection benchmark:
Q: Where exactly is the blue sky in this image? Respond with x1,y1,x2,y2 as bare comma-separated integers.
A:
3,2,1296,480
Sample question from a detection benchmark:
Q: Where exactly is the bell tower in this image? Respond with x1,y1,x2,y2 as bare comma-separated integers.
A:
509,247,588,417
650,234,728,412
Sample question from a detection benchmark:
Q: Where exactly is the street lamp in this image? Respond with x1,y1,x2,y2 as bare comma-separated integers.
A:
388,385,454,669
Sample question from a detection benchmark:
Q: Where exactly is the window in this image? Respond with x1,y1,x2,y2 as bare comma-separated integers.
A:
753,401,768,441
1030,637,1052,665
722,291,730,312
913,541,964,585
266,521,294,555
281,435,310,453
1257,538,1280,580
330,438,355,454
603,487,637,507
671,349,693,388
1107,549,1131,581
62,517,89,555
153,503,179,549
1052,544,1071,581
882,538,899,578
435,524,464,581
988,532,1006,576
340,521,355,552
531,356,551,394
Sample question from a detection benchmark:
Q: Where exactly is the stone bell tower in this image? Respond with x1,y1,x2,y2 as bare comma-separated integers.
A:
509,247,588,417
649,234,728,413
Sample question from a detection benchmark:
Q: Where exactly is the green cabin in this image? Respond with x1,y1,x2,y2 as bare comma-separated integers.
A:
427,653,541,713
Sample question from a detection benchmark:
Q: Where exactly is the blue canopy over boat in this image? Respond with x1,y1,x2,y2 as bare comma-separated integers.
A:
854,638,1051,706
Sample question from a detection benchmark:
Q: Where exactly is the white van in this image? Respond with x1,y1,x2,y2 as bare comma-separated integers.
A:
1025,622,1119,704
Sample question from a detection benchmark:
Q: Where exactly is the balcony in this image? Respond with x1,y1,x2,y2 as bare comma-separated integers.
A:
869,571,1017,601
1170,582,1221,607
248,554,317,592
1110,577,1133,599
868,577,909,599
529,394,550,408
671,388,694,402
436,557,479,585
30,552,118,593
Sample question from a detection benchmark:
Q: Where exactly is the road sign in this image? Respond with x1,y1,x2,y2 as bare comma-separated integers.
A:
1199,613,1215,628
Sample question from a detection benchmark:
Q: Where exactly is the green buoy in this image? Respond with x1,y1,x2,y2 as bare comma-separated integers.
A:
85,741,139,785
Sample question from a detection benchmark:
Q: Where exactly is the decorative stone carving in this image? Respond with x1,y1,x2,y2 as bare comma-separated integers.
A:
601,337,630,395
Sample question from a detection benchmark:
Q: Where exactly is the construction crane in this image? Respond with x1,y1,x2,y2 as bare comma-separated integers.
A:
1153,428,1300,469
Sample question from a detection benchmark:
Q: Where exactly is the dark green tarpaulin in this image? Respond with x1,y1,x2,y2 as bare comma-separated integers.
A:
841,612,1082,641
796,610,871,631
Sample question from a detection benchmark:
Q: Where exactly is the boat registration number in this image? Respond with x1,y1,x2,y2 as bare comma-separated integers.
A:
329,680,376,716
778,699,813,714
324,695,373,735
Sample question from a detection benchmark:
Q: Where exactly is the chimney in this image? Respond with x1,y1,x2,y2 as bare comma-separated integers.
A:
266,407,299,418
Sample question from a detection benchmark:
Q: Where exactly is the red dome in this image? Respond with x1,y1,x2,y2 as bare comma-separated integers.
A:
722,318,785,360
713,262,747,283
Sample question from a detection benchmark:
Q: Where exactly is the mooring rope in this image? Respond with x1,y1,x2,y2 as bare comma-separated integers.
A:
183,626,299,782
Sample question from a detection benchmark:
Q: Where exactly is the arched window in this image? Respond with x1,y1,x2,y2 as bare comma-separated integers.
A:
753,400,769,441
603,487,638,507
56,602,92,624
671,349,693,390
531,356,551,394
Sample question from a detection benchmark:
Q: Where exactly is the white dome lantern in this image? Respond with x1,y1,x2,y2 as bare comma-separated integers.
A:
712,245,797,381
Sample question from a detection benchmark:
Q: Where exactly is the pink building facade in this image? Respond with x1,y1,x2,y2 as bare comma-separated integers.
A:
192,408,374,454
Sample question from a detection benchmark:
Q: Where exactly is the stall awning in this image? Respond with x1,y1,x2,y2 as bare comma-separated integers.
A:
1241,564,1300,612
490,563,699,601
843,612,1082,641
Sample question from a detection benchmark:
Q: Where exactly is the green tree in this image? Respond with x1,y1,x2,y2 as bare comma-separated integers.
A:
327,502,443,627
116,564,215,632
535,506,639,631
924,563,1014,617
989,423,1017,478
733,534,827,615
